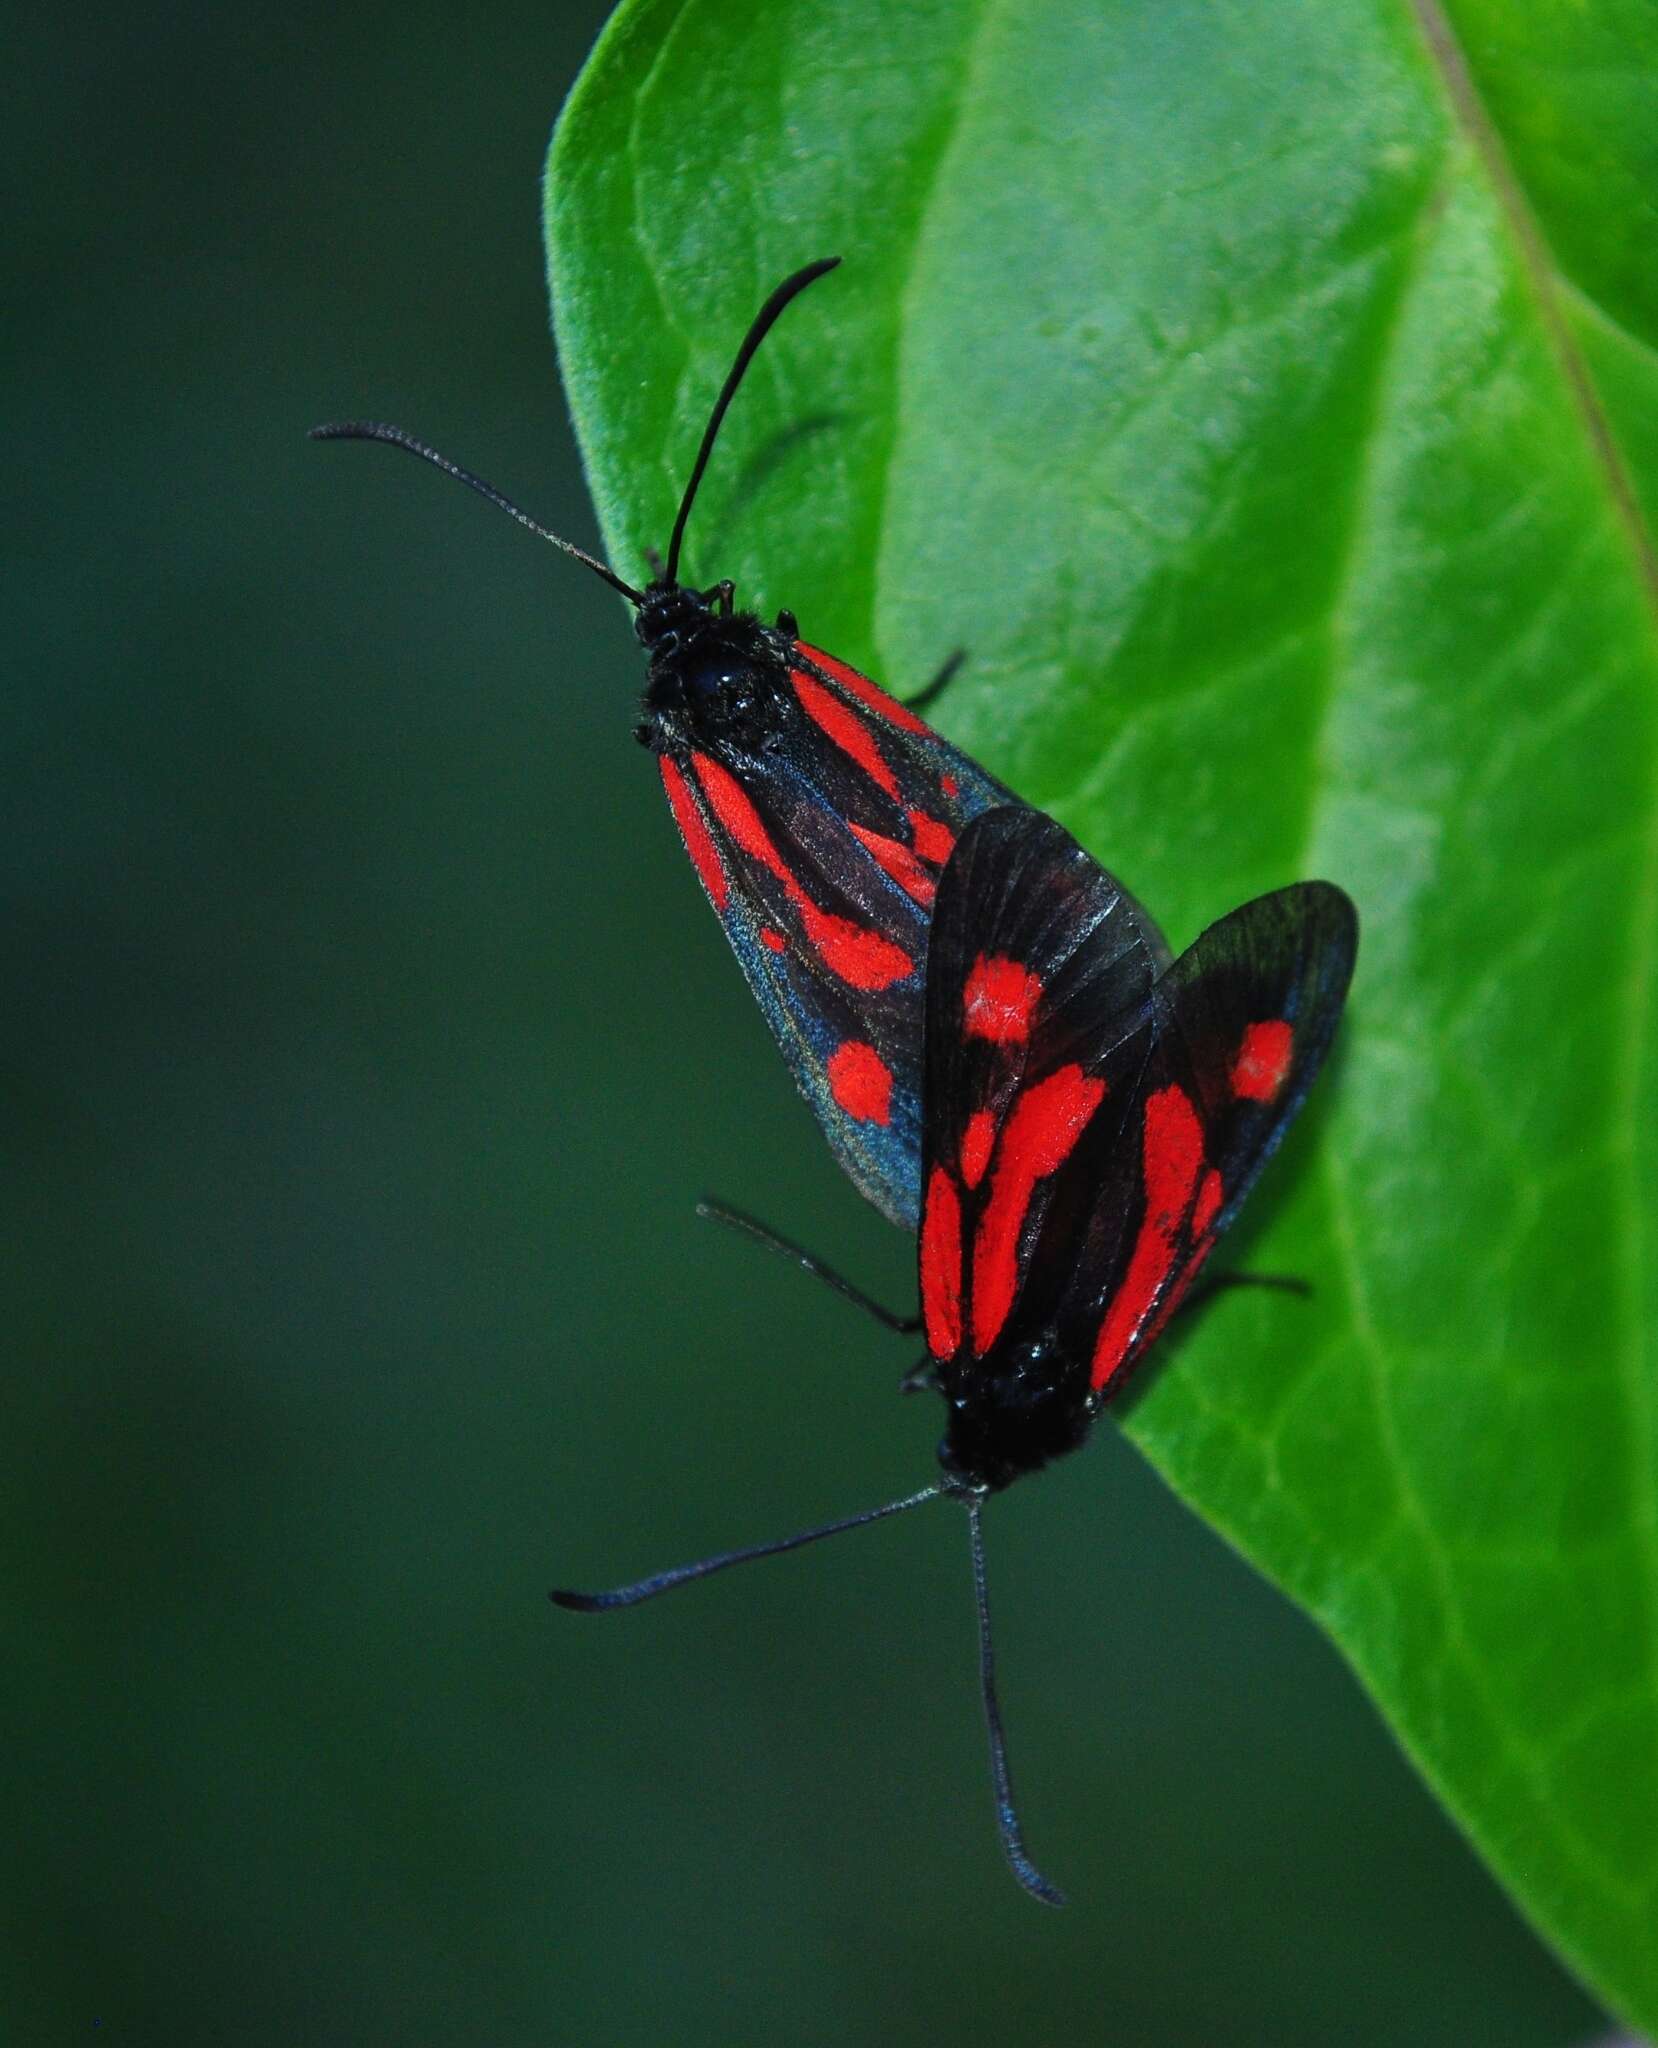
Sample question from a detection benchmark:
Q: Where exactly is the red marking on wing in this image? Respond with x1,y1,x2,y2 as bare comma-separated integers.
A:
1231,1019,1293,1101
660,757,728,912
827,1040,893,1125
792,671,900,800
941,774,960,798
960,1109,996,1190
795,642,932,737
848,822,935,905
971,1064,1106,1354
920,1166,963,1357
1138,1180,1226,1355
1090,1084,1207,1391
805,912,911,990
963,953,1043,1043
691,753,914,991
760,927,786,953
907,810,956,864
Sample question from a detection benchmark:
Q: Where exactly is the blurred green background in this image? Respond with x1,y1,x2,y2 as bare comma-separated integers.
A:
3,3,1612,2041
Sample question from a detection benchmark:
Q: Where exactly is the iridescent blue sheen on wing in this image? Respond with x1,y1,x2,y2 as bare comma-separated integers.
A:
656,639,1015,1229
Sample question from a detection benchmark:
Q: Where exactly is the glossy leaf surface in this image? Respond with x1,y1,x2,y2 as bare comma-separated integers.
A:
547,0,1658,2022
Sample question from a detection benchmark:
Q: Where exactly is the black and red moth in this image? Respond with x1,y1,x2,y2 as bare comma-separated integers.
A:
312,260,1071,1228
554,806,1357,1904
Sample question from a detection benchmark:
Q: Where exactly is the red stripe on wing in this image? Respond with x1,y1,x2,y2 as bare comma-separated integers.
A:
792,671,900,800
690,753,914,991
921,1166,963,1357
971,1064,1105,1355
660,756,728,911
1133,1166,1226,1358
794,642,932,737
960,1108,996,1190
1089,1084,1207,1392
848,822,936,905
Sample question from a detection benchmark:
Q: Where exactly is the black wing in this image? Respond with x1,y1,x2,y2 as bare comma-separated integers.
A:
916,808,1356,1407
661,643,1022,1232
916,808,1166,1364
1058,878,1356,1401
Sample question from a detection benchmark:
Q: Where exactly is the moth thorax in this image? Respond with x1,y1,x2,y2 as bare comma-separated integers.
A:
935,1333,1091,1494
639,609,793,752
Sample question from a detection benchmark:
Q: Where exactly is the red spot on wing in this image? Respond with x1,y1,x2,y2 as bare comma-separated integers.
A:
907,810,956,864
848,822,935,905
806,913,912,990
827,1041,893,1125
1090,1084,1207,1392
691,753,914,991
941,774,960,798
960,1109,996,1190
1232,1019,1293,1101
795,643,932,736
760,927,786,953
971,1064,1106,1354
963,954,1043,1043
920,1166,963,1357
792,671,901,800
660,756,728,912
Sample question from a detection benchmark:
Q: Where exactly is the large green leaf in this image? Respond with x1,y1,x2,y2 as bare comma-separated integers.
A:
545,0,1658,2023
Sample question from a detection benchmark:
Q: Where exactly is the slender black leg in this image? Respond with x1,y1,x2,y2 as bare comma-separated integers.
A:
907,648,967,714
697,1196,921,1335
1181,1270,1311,1318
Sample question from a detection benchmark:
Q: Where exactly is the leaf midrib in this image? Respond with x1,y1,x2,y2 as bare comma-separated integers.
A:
1407,0,1658,614
1286,0,1658,1985
1403,0,1658,1715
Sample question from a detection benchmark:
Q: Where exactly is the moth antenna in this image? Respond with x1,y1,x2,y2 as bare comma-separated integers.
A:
663,256,841,588
550,1484,940,1612
308,420,644,605
967,1499,1066,1907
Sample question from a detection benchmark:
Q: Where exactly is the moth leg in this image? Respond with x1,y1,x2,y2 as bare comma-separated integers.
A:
695,1196,922,1335
907,647,967,714
899,1359,938,1397
1181,1270,1311,1319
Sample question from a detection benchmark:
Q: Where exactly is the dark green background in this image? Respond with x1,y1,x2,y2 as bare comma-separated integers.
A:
3,4,1608,2042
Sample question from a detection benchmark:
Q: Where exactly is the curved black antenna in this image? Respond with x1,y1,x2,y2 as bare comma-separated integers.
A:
550,1483,940,1612
308,421,644,605
968,1500,1066,1907
663,256,841,588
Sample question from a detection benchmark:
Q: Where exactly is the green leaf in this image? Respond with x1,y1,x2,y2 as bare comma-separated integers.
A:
546,0,1658,2023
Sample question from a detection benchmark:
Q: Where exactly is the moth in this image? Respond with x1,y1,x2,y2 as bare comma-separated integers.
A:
555,806,1357,1903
